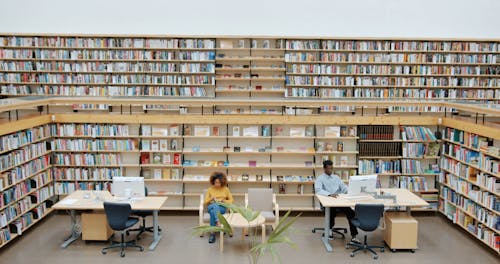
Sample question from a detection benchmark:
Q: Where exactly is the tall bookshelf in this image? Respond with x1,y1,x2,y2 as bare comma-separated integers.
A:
0,35,498,105
0,122,54,248
439,127,499,253
357,125,441,211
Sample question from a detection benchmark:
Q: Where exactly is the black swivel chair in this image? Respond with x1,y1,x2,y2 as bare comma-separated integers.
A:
127,187,162,240
101,202,144,257
346,204,385,259
312,207,348,239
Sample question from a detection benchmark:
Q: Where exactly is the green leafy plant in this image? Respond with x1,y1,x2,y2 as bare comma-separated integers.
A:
193,202,301,264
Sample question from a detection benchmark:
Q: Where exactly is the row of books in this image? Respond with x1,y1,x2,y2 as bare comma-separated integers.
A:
402,143,439,157
441,159,480,182
292,88,499,99
401,126,437,141
53,167,121,181
285,87,318,97
284,52,498,64
286,64,498,75
52,124,130,137
476,173,500,193
53,153,121,166
391,176,430,191
441,175,499,212
286,40,498,52
320,105,355,112
72,104,109,110
444,128,491,150
0,156,50,189
141,125,179,137
358,125,394,140
0,37,216,49
388,106,456,113
33,185,54,204
442,145,480,164
143,168,182,180
140,153,181,165
285,76,497,87
0,50,217,61
358,159,401,174
54,181,111,195
441,186,499,230
401,159,424,174
0,197,32,228
0,73,215,85
0,61,216,73
142,139,180,151
0,125,50,153
29,171,52,190
52,139,138,151
0,227,11,245
0,142,48,171
0,180,31,207
359,142,401,156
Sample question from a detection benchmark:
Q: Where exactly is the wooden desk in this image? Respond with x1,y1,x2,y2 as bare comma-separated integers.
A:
219,213,266,252
315,188,429,253
53,190,167,251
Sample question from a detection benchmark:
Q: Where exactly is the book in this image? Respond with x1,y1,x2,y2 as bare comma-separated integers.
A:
153,168,162,179
171,168,180,179
152,153,162,164
162,154,171,164
159,139,168,151
243,126,259,137
248,160,257,167
173,153,181,165
162,168,171,179
142,169,151,179
340,156,348,166
337,141,344,152
256,174,263,181
169,125,179,136
170,139,178,150
152,126,168,136
142,125,152,136
142,140,151,151
232,126,240,136
140,153,150,164
194,126,210,136
325,126,340,137
290,127,305,137
279,183,286,194
212,126,219,136
241,174,249,181
184,126,191,136
220,40,233,49
297,184,304,194
151,140,159,151
275,126,284,136
276,175,284,182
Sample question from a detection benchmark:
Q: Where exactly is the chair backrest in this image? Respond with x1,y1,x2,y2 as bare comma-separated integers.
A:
247,188,273,211
354,204,384,232
103,201,133,231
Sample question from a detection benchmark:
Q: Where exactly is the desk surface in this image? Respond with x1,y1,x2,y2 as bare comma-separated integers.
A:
316,188,429,208
53,190,167,210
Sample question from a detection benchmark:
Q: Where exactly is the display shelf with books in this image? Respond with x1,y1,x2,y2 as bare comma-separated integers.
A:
0,122,54,249
439,125,499,253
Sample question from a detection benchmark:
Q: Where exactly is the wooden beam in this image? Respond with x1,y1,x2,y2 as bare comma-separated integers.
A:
442,117,500,140
0,115,52,136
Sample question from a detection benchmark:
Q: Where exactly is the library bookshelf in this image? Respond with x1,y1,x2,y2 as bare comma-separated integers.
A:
0,34,498,107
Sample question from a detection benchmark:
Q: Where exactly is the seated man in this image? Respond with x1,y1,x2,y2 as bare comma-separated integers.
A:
314,160,359,243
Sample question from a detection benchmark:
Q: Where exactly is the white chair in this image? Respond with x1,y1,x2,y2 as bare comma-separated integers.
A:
245,188,279,230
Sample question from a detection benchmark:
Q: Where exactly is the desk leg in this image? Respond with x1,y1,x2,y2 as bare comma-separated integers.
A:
261,224,266,243
148,210,162,251
321,207,333,252
61,210,81,248
219,230,224,252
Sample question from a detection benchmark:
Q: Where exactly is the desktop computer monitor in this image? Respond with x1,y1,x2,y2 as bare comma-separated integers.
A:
112,176,145,199
347,174,378,195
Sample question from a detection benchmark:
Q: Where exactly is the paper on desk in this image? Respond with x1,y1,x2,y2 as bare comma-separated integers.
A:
58,198,78,205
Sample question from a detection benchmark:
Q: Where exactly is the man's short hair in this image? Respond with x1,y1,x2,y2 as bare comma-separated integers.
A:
323,160,333,168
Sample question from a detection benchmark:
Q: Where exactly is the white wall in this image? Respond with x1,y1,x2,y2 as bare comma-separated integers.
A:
0,0,498,38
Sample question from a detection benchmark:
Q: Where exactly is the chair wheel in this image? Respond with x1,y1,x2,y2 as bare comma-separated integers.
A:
411,249,415,253
120,252,125,257
312,229,316,233
373,255,378,260
126,231,130,236
391,249,396,252
140,247,144,252
381,248,385,252
345,245,350,249
102,251,107,255
350,253,355,257
343,230,347,233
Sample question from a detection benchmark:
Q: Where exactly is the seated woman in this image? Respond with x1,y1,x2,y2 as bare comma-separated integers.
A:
204,171,233,243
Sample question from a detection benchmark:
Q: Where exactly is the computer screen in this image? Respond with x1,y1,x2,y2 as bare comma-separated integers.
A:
112,176,145,199
347,174,378,195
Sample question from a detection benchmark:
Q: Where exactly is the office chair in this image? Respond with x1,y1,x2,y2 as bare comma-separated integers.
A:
312,207,348,239
346,204,385,259
127,186,162,240
101,202,144,257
